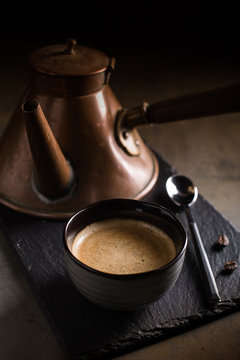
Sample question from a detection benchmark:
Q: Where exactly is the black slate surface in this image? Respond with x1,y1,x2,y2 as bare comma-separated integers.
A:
0,153,240,360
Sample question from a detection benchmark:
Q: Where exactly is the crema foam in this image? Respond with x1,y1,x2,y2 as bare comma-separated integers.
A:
71,218,176,275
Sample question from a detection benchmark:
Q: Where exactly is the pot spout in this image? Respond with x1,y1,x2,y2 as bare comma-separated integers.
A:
22,99,74,200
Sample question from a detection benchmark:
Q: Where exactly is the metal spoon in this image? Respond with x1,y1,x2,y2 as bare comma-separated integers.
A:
166,174,221,304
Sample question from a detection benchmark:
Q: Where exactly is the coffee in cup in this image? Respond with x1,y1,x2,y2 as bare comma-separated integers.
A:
71,218,176,274
64,199,187,310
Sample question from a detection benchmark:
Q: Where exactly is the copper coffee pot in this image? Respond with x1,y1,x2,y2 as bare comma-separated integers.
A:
0,39,240,219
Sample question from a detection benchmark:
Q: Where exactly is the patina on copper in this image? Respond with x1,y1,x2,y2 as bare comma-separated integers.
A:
0,39,158,219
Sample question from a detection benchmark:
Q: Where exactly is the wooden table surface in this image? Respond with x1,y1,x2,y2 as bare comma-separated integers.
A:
0,41,240,359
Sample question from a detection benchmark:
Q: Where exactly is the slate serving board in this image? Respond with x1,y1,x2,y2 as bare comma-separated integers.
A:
0,152,240,360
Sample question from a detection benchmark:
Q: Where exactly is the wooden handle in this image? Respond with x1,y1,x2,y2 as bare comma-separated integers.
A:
123,83,240,129
147,83,240,124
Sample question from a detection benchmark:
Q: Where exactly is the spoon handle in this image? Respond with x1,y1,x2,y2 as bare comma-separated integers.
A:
185,207,221,304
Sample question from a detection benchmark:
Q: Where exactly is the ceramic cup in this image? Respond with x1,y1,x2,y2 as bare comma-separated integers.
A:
63,199,187,311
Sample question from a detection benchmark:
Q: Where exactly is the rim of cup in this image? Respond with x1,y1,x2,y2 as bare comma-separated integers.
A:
63,198,188,279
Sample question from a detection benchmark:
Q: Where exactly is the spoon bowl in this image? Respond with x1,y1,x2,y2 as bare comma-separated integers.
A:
166,174,198,207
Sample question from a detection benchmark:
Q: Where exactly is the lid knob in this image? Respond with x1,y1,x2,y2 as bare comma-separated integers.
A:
65,38,77,55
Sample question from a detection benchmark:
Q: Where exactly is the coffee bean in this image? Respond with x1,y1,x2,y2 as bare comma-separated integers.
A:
217,234,230,247
224,261,238,271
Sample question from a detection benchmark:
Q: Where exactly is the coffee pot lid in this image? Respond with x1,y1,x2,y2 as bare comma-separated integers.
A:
29,38,110,77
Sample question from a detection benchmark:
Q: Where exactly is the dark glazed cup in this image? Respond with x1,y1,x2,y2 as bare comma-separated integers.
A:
63,199,187,311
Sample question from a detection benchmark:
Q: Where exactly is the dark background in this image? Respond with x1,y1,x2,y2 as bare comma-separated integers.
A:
1,4,240,59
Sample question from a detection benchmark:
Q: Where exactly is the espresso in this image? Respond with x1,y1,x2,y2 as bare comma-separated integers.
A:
71,218,176,275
